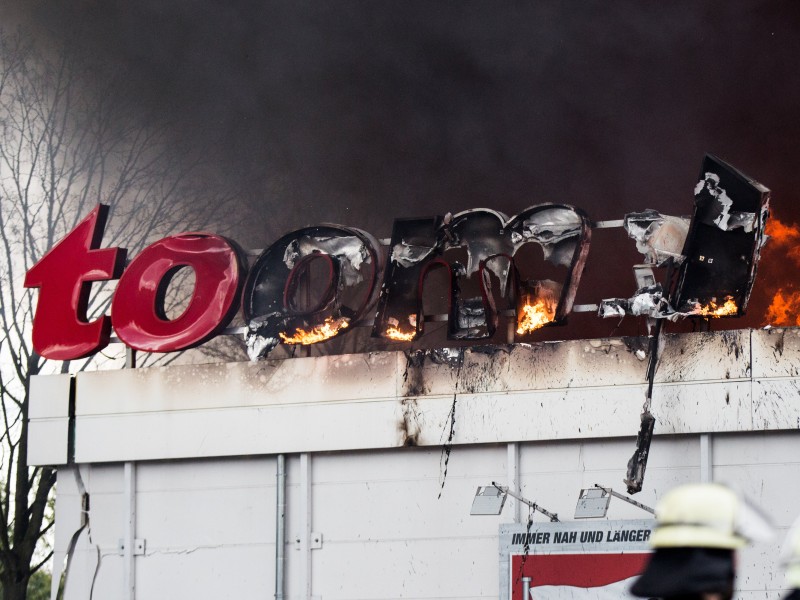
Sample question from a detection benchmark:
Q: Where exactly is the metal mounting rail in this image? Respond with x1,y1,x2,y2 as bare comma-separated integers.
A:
593,483,655,515
492,481,559,522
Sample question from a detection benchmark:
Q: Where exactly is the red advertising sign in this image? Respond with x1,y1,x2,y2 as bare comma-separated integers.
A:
501,520,653,600
511,552,650,600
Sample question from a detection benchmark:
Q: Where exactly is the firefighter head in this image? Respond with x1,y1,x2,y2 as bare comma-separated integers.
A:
631,483,772,600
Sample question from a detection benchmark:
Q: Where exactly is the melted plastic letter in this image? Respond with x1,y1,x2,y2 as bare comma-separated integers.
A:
507,204,592,338
674,154,770,316
243,226,381,359
374,205,592,343
372,217,444,342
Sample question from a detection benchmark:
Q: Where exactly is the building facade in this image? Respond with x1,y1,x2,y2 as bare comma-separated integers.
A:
29,327,800,600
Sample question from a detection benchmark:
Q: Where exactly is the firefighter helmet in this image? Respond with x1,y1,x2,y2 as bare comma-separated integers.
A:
631,483,772,598
650,483,773,550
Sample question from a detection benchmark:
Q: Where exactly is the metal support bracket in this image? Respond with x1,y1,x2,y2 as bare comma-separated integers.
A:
294,532,323,550
491,482,559,522
118,538,146,556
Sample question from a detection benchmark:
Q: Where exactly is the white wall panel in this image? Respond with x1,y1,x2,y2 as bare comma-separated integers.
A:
312,538,499,600
135,457,277,549
713,431,800,465
136,487,272,547
28,420,70,466
42,328,800,600
135,456,276,492
69,378,798,464
720,465,800,529
28,374,71,465
518,437,701,522
309,446,509,558
76,552,123,600
751,328,800,378
27,328,800,465
753,379,800,429
57,431,799,600
655,329,752,382
74,399,426,462
75,352,399,416
134,546,273,600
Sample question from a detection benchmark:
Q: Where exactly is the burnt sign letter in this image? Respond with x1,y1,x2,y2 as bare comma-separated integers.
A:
242,226,382,359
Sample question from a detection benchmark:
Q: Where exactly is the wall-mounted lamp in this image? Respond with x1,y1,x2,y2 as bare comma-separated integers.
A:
470,482,559,522
575,484,655,518
470,485,507,515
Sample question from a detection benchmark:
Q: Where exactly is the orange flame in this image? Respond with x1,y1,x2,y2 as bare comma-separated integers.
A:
765,218,800,247
765,288,800,327
689,296,738,318
279,316,349,345
762,217,800,325
765,218,800,265
516,299,556,334
384,326,416,341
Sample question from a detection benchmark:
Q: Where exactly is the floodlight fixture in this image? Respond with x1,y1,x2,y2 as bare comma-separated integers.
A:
470,485,507,515
470,482,559,522
575,484,655,519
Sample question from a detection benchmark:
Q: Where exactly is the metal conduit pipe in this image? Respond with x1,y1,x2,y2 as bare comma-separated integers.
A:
275,454,286,600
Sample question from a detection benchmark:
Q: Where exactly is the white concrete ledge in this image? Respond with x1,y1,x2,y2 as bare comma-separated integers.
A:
27,328,800,465
27,374,71,466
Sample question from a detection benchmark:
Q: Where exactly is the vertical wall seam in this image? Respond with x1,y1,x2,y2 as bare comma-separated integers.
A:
275,454,286,600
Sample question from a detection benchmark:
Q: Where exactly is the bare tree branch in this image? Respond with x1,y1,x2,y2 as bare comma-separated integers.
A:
0,25,245,599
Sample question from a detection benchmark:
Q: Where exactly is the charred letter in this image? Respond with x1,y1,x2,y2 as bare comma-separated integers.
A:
373,216,445,341
242,226,381,359
674,155,770,317
373,205,591,343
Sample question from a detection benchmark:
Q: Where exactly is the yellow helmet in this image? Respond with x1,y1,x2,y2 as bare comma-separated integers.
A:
650,483,773,550
782,516,800,588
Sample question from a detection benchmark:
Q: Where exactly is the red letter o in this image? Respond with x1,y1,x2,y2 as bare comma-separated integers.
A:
112,233,244,352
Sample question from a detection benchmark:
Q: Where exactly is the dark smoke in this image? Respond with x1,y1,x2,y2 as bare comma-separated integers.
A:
5,0,800,339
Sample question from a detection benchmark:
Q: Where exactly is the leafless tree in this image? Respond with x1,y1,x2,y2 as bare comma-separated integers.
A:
0,29,245,600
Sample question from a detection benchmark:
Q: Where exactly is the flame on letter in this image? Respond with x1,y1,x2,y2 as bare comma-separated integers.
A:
516,299,556,334
279,316,349,345
384,325,416,341
689,296,738,318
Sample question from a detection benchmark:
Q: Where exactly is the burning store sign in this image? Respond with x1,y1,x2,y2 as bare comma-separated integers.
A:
242,225,382,358
24,155,769,362
371,205,591,345
672,155,770,316
599,156,769,323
